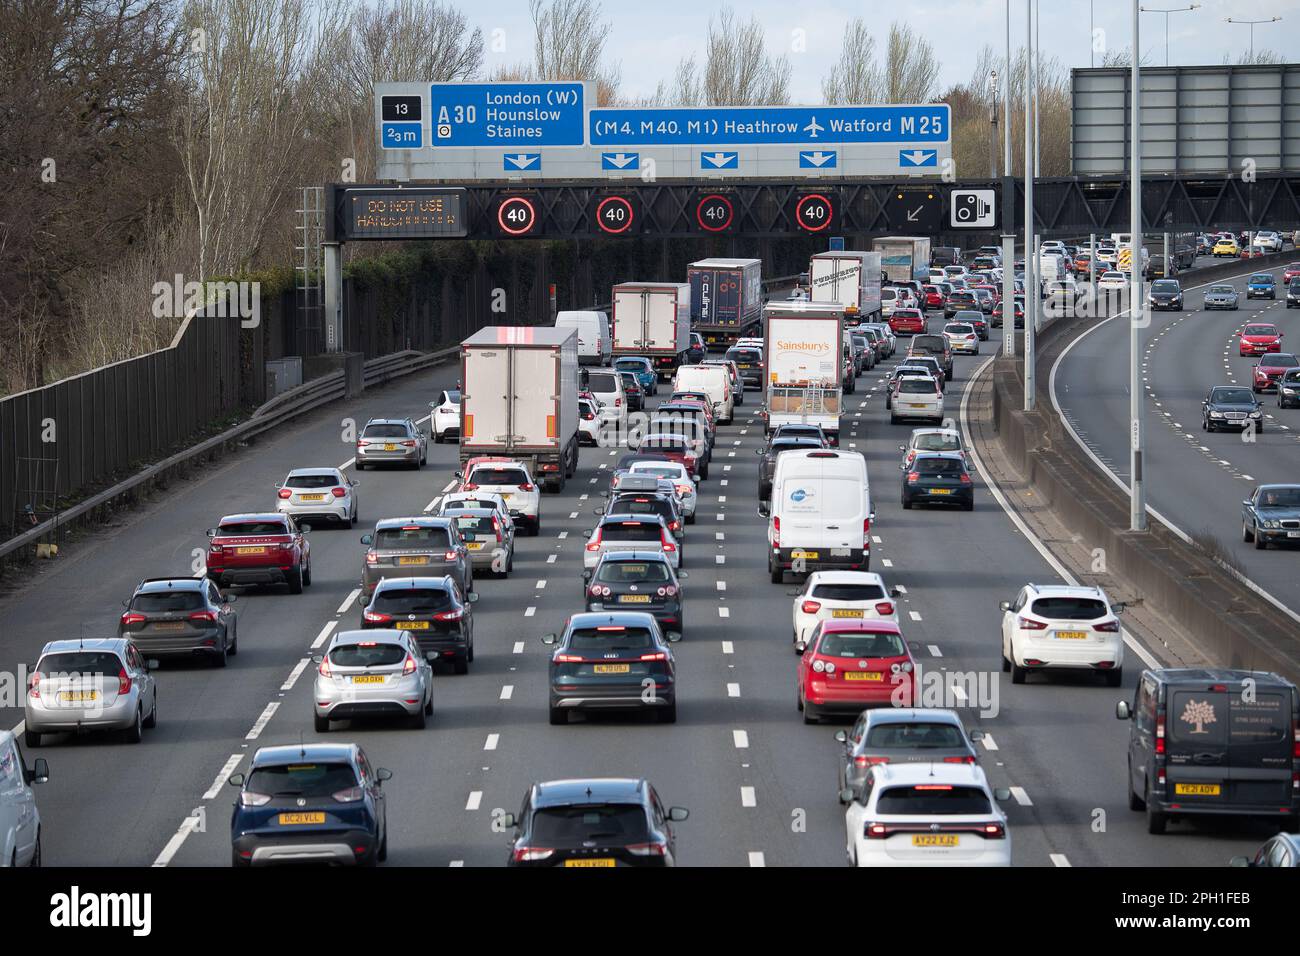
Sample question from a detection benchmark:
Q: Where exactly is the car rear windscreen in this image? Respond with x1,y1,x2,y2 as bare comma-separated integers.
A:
586,372,618,393
816,631,906,658
530,805,649,843
915,435,960,452
772,438,823,453
363,423,409,438
445,390,462,403
811,582,886,601
374,526,451,550
916,458,965,476
603,521,663,541
596,561,672,583
610,498,671,518
371,588,453,614
132,590,205,612
329,643,407,667
285,474,339,489
37,652,122,676
1029,597,1107,620
629,465,683,481
246,763,358,798
899,379,937,394
567,627,656,651
470,468,529,486
1244,326,1273,335
1168,691,1290,746
865,723,966,750
1262,354,1297,366
219,521,290,536
876,785,992,815
727,349,762,363
449,513,496,535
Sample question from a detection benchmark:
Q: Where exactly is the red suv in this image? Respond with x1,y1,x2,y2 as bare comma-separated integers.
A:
206,513,311,593
888,308,927,335
796,621,915,723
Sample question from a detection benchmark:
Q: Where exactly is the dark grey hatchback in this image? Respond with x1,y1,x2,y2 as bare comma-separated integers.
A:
119,577,238,665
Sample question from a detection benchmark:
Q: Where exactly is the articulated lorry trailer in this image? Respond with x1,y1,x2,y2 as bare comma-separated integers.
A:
687,258,763,350
762,302,844,446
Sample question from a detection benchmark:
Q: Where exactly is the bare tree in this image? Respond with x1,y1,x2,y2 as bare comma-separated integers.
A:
529,0,621,105
821,18,881,104
1227,48,1283,65
882,21,939,103
670,6,790,106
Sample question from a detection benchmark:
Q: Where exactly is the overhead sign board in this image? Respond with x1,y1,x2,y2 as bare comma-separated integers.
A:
950,188,997,229
331,187,469,241
374,83,951,181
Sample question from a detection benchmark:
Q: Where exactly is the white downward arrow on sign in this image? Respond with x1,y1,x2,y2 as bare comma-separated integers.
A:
803,152,832,167
605,153,635,168
901,150,931,165
704,153,733,167
507,154,538,168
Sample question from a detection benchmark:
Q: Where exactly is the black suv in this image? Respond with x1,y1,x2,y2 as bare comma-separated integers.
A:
360,575,477,673
1116,668,1300,835
118,577,238,665
908,334,954,381
757,435,827,503
598,488,684,542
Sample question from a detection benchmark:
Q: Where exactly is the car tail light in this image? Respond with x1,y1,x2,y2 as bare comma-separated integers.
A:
674,484,691,497
402,654,417,675
1094,621,1120,633
586,529,603,551
331,487,347,498
277,488,292,499
772,515,780,548
365,551,378,565
209,543,223,553
812,659,835,674
660,532,676,553
981,823,1006,839
121,612,147,626
511,846,554,862
626,840,669,857
363,611,392,623
865,823,889,839
801,600,821,614
435,608,465,622
554,653,585,663
906,471,920,482
960,473,973,484
1017,617,1047,630
640,651,668,662
27,672,41,698
118,668,132,695
239,791,272,807
493,518,503,543
318,657,333,677
875,602,895,616
519,483,535,492
669,520,680,532
891,661,914,674
332,786,364,803
462,482,478,492
589,584,610,597
401,440,416,447
854,755,889,767
1155,714,1166,755
443,550,458,561
189,610,218,623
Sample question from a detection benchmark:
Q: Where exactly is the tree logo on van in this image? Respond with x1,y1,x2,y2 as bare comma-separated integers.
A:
1179,698,1217,735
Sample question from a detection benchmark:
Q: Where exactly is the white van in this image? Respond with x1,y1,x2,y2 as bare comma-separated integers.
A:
673,364,734,425
582,366,627,432
555,310,611,365
0,729,47,867
765,449,873,583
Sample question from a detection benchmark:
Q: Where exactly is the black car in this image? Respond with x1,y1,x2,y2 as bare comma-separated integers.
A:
908,334,954,381
361,576,477,673
597,489,684,542
685,333,706,364
503,777,688,867
1201,385,1263,433
584,551,685,635
1289,279,1300,309
1116,668,1300,835
951,308,989,340
1278,368,1300,408
118,576,238,665
618,371,645,412
901,451,974,511
724,346,764,388
1147,278,1184,311
542,611,679,724
757,435,827,502
849,333,873,374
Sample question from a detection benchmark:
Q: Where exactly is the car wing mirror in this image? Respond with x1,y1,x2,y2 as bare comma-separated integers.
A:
665,631,682,643
541,633,558,645
1115,701,1132,720
500,813,517,830
360,534,373,545
667,807,689,822
30,758,49,784
228,772,245,787
376,768,393,783
993,788,1012,802
833,730,848,743
999,600,1012,612
838,787,855,805
222,592,238,603
794,641,808,656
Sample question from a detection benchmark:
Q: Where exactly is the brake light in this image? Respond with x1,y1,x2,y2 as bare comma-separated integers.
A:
332,786,364,803
363,611,392,623
189,610,218,623
669,520,680,532
277,488,292,499
586,529,603,551
401,440,416,447
626,841,669,857
365,551,378,565
511,847,554,862
402,654,417,675
118,668,132,695
875,602,895,616
434,608,465,622
589,584,611,597
1017,617,1047,630
982,823,1006,838
121,612,147,626
865,823,889,838
660,532,677,553
331,487,347,498
519,483,535,492
906,471,920,482
801,600,821,614
675,484,691,497
1293,717,1299,759
960,473,972,484
357,439,371,447
914,785,953,791
27,672,40,698
772,515,780,548
854,755,888,767
639,652,668,662
943,755,977,764
1155,714,1165,755
554,654,585,663
1094,620,1119,633
462,483,478,492
319,657,333,677
493,518,503,543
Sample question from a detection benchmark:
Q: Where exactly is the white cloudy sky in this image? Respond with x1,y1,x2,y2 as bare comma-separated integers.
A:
475,0,1297,101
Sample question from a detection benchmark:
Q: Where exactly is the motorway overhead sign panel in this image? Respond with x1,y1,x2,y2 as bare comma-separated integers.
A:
374,83,951,181
885,189,942,233
950,188,997,229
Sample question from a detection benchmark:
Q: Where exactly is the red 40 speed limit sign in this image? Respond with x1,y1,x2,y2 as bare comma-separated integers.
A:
594,195,637,234
793,193,835,232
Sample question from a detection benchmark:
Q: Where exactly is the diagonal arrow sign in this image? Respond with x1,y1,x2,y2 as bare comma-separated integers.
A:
907,207,924,222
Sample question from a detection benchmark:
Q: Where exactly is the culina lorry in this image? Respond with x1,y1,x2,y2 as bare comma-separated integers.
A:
459,326,580,493
687,258,762,350
808,251,883,322
611,281,691,380
762,301,844,446
872,237,933,284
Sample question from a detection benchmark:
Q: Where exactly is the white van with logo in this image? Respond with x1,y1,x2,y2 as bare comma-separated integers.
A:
765,449,873,583
0,729,47,867
555,310,611,365
673,364,734,424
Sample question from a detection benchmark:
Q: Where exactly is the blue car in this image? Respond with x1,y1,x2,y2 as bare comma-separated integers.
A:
229,743,390,867
613,356,659,395
1246,274,1276,299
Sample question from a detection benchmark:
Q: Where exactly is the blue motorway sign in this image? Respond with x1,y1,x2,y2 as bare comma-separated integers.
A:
601,151,639,170
504,153,541,171
429,82,585,147
799,150,837,168
590,105,949,147
381,122,422,150
700,151,738,169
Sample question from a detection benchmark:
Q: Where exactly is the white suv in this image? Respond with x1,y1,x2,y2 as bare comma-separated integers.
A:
999,583,1125,686
459,459,542,536
790,571,901,646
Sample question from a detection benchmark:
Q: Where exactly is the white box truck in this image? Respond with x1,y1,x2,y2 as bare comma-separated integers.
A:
459,326,580,493
808,251,882,322
687,258,763,350
873,237,933,284
762,302,844,446
611,282,691,380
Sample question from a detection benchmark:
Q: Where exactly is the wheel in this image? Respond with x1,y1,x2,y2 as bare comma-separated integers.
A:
1146,786,1168,834
229,623,238,656
377,830,388,862
452,653,469,675
287,567,304,594
23,729,41,749
529,520,540,538
123,707,143,744
1011,662,1027,685
1105,668,1123,688
355,461,365,471
1128,762,1146,811
802,692,819,725
143,691,158,727
214,637,228,667
314,713,330,733
231,849,249,868
961,499,974,512
1242,521,1254,542
769,557,783,584
425,691,434,715
657,700,677,724
1256,422,1264,434
1001,643,1011,673
901,494,912,510
410,705,426,729
303,562,312,586
889,414,898,424
548,707,566,726
1254,528,1267,549
686,512,696,525
698,462,709,480
1201,417,1208,431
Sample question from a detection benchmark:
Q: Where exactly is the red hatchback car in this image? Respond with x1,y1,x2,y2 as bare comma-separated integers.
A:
1239,323,1284,357
1283,263,1300,285
888,308,927,336
206,512,312,593
796,621,914,724
922,285,946,310
1253,352,1299,392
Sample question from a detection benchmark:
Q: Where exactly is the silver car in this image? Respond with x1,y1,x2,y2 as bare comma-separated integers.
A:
1203,285,1240,310
276,467,358,526
312,629,433,731
24,638,158,747
441,507,515,577
582,513,679,572
354,418,428,470
360,517,473,601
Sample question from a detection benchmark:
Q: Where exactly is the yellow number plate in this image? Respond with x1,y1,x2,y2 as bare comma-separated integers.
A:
843,672,884,681
236,546,266,555
831,609,863,618
592,664,631,674
60,690,98,702
619,594,651,603
351,675,385,684
1055,630,1087,640
791,550,819,560
299,494,326,502
398,556,428,565
383,443,397,451
908,403,928,408
466,542,485,550
930,488,953,495
395,621,429,630
278,812,326,825
564,858,615,867
1174,783,1221,796
151,621,186,631
911,834,958,847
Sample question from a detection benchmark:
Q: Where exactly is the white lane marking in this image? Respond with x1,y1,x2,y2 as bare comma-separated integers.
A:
337,589,361,615
500,685,514,700
465,791,483,811
1051,853,1072,867
546,554,557,564
580,494,589,500
982,733,999,751
721,641,734,654
245,703,280,740
871,535,882,545
152,815,203,867
484,733,500,751
424,496,442,512
716,555,725,564
512,641,525,654
450,860,464,867
928,644,942,657
568,512,578,519
1010,786,1033,806
740,786,757,807
908,610,922,622
718,607,730,618
950,683,968,701
894,584,907,594
716,581,727,591
718,495,727,503
716,532,725,540
721,479,729,486
881,558,893,568
716,513,725,521
727,683,741,697
311,620,338,649
202,754,245,800
340,457,356,470
748,851,766,867
733,730,749,749
524,607,536,617
1241,474,1254,480
280,658,311,691
558,531,568,539
535,580,547,589
724,465,732,472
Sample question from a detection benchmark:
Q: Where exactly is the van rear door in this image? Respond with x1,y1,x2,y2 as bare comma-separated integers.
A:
777,457,864,552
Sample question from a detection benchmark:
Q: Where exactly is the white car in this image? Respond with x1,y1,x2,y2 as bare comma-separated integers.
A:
0,729,47,867
436,491,515,539
1097,271,1129,291
583,368,627,433
276,467,358,527
578,398,601,445
627,460,698,522
880,287,901,318
844,762,1011,868
1000,583,1125,686
1254,231,1282,252
943,322,979,355
789,571,901,646
459,459,541,536
900,428,968,470
890,376,945,425
430,388,461,442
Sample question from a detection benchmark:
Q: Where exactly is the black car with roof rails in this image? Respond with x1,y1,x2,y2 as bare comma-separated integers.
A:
584,550,686,635
757,434,828,503
1201,385,1263,433
724,345,764,387
901,451,974,511
542,611,680,724
1117,668,1300,834
119,576,238,665
503,777,688,867
598,488,684,542
360,575,478,673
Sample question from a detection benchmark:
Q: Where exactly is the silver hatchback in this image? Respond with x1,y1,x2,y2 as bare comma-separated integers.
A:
24,638,158,747
354,418,428,470
442,507,515,577
312,629,433,731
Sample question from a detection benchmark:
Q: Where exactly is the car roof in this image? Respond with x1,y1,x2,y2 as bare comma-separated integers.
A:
601,513,667,525
373,516,451,529
870,761,988,787
219,512,289,524
1024,583,1107,599
1146,667,1293,688
808,570,886,585
819,620,905,635
531,777,647,808
40,637,130,655
1257,483,1300,492
372,575,454,591
252,743,358,768
330,628,406,646
364,418,410,426
136,578,205,593
913,451,966,462
441,506,497,516
863,708,964,727
567,611,660,629
285,467,343,477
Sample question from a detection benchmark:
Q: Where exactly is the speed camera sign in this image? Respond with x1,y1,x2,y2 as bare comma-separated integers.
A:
950,188,996,229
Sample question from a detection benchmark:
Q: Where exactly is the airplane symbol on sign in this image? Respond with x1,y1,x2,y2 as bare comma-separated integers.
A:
803,117,824,138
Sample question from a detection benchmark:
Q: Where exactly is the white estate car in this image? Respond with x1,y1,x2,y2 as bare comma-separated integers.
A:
999,583,1125,686
459,459,541,536
276,467,358,527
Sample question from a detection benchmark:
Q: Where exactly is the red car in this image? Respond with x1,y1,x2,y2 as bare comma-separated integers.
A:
796,621,915,723
1252,352,1299,392
971,283,1001,306
205,512,311,593
1239,323,1284,356
1283,263,1300,285
922,285,947,310
635,434,699,477
888,308,927,335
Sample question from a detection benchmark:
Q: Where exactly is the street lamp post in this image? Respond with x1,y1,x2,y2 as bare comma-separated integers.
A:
1025,0,1037,409
989,69,999,178
1002,0,1015,360
1138,4,1200,67
1129,0,1146,532
1224,16,1282,59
